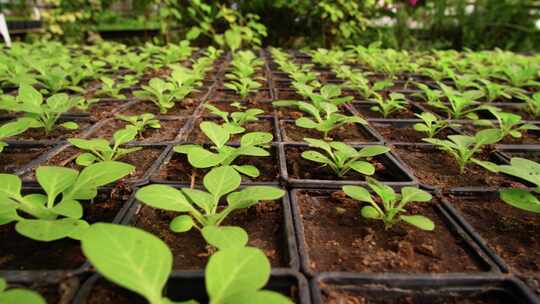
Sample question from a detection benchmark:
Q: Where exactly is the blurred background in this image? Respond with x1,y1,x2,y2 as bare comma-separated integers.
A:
0,0,539,51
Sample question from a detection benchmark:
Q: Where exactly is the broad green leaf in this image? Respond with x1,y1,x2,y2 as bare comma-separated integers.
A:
400,187,432,205
240,132,272,146
136,185,193,212
170,215,195,232
15,218,89,241
81,223,172,304
201,121,229,148
295,117,318,129
0,174,22,198
186,147,226,168
226,186,285,210
76,153,98,166
182,188,214,214
301,151,331,164
0,289,46,304
361,206,382,219
60,121,79,130
204,166,241,199
400,215,435,231
349,161,375,175
202,226,248,250
475,128,502,145
0,206,20,225
51,199,83,219
36,166,78,204
19,84,42,106
500,189,540,213
357,146,390,158
206,246,270,303
113,127,138,145
304,137,332,154
343,185,373,203
67,161,134,199
231,165,260,177
225,290,292,304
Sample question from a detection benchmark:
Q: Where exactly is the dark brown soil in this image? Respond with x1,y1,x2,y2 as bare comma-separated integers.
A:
275,89,304,100
202,100,274,115
393,146,522,189
210,88,271,101
321,285,521,304
88,118,185,143
503,150,540,163
10,121,93,141
134,199,286,269
86,99,133,119
187,118,275,143
286,146,409,183
353,103,418,119
0,190,131,270
371,121,458,143
0,146,51,173
119,99,199,116
24,146,162,182
13,277,79,304
87,280,146,304
155,147,279,183
448,195,540,282
297,190,485,273
281,120,379,143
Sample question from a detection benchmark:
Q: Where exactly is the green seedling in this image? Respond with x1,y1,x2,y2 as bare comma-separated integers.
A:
81,223,292,304
96,75,137,99
68,127,142,166
370,92,408,118
301,137,389,177
205,104,264,134
413,83,443,104
136,166,285,232
0,85,79,134
133,78,176,114
429,83,485,119
174,121,272,177
413,112,457,139
423,129,501,173
0,278,46,304
0,118,36,152
343,177,434,230
476,106,539,140
115,113,161,138
0,162,134,241
518,93,540,118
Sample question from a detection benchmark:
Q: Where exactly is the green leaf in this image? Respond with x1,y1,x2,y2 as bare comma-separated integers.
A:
186,147,225,168
113,127,138,145
0,289,46,304
36,166,78,204
81,223,172,304
76,153,98,166
0,173,22,198
361,206,382,219
240,132,272,146
500,189,540,213
301,150,331,164
231,165,260,177
67,161,134,199
343,185,373,203
400,215,435,231
136,185,193,212
204,166,241,199
201,121,229,148
349,161,375,175
19,84,42,105
170,215,195,232
206,246,270,303
202,226,248,250
400,187,432,205
357,146,390,158
51,199,83,219
182,188,214,214
60,121,79,130
225,290,293,304
15,218,89,241
295,117,318,129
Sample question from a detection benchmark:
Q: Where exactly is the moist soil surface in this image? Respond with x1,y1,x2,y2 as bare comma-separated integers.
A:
321,285,521,304
210,88,271,101
15,278,80,304
0,190,130,270
285,146,410,183
85,99,133,120
133,200,287,269
392,146,521,189
0,146,51,173
296,190,486,273
353,103,419,119
281,121,379,143
88,118,185,143
155,147,279,183
371,121,457,143
188,118,275,143
24,146,162,182
448,195,540,289
118,99,199,116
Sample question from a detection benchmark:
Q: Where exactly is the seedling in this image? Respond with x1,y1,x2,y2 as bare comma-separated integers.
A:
205,104,264,134
273,100,366,140
115,113,161,138
413,112,457,139
0,278,45,304
174,121,272,177
429,83,485,119
519,93,540,118
370,93,408,118
343,177,434,230
301,137,389,177
136,166,285,232
423,129,501,173
0,162,134,241
413,83,443,104
0,85,79,134
81,223,292,304
476,106,539,140
490,158,540,213
167,66,201,100
476,79,524,103
133,78,176,114
68,127,142,166
96,75,137,99
224,77,262,99
305,84,354,107
0,118,36,152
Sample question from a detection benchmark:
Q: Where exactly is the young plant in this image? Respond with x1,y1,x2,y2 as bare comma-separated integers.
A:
413,112,456,139
0,85,79,134
136,166,285,232
224,77,262,99
205,104,264,134
519,93,540,118
0,162,134,241
476,106,539,140
81,223,292,304
430,83,485,119
115,113,161,138
68,127,142,166
273,100,366,140
343,177,434,230
301,138,389,177
413,83,443,104
491,158,540,213
476,79,525,103
133,78,176,114
174,122,272,177
0,278,46,304
370,93,408,118
306,84,354,107
96,75,137,99
167,66,201,100
0,118,36,152
423,129,501,174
